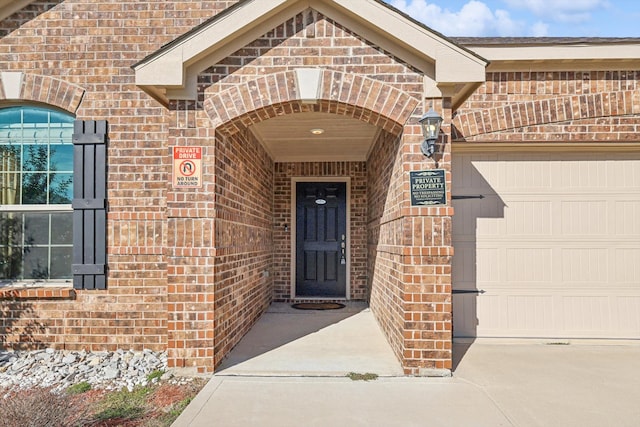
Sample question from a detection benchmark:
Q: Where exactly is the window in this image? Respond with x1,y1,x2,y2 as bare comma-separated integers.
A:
0,106,74,282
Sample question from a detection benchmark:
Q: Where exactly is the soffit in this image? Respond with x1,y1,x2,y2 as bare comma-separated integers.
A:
249,112,379,162
456,39,640,72
0,0,35,21
133,0,488,106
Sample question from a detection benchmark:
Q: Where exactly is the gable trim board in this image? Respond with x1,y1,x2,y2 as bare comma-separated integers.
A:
453,143,640,154
133,0,488,107
0,0,35,21
455,38,640,72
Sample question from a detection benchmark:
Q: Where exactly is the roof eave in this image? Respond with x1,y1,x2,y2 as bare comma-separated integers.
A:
133,0,489,104
0,0,36,21
455,38,640,71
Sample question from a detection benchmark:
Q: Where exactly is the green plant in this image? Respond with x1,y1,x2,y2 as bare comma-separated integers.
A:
169,397,193,417
66,381,92,395
346,372,378,381
153,396,194,426
94,386,152,422
147,369,165,382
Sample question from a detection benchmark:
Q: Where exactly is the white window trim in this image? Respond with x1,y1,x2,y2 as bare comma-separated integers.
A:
0,279,73,288
0,204,72,212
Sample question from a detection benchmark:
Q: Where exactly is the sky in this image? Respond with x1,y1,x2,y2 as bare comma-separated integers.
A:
384,0,640,37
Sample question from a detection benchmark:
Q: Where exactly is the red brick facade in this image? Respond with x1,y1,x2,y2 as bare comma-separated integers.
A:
0,0,243,371
454,71,640,142
0,1,638,375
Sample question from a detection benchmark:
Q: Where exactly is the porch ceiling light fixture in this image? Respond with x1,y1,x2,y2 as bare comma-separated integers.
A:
310,128,325,135
418,107,443,157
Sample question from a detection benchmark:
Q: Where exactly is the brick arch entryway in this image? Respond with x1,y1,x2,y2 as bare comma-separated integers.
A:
167,69,454,377
203,69,418,133
203,68,422,372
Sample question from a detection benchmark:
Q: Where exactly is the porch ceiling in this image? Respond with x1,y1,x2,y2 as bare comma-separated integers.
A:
249,112,379,162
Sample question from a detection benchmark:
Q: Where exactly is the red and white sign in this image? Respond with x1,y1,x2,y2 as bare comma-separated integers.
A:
172,146,202,188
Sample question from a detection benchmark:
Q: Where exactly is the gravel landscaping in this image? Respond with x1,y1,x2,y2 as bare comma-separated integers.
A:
0,349,206,426
0,348,176,392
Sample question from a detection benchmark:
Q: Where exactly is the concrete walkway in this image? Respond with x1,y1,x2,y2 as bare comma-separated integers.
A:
215,302,403,377
173,303,640,427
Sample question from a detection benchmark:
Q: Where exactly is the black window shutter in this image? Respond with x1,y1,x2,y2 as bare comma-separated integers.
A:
72,120,107,290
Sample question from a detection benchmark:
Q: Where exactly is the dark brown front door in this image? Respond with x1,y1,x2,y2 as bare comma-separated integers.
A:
295,182,347,298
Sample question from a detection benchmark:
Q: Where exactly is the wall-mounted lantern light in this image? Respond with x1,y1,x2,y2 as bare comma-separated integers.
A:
418,107,443,157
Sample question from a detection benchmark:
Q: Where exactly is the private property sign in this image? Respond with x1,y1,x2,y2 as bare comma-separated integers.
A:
172,146,203,188
409,169,446,206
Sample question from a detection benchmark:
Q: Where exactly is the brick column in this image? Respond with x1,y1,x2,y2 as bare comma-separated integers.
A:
166,216,215,375
166,116,216,376
400,97,453,376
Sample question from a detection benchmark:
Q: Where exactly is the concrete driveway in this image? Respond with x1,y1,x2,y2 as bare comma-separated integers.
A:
173,304,640,427
453,341,640,427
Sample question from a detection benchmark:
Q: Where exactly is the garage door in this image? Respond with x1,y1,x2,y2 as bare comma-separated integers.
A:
452,151,640,339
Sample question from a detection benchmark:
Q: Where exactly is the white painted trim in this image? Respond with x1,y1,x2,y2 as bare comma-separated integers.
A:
484,60,640,73
470,44,640,62
452,142,640,153
461,43,640,72
290,177,351,300
134,0,488,104
294,68,323,104
0,0,35,22
315,0,486,81
0,204,72,212
136,0,302,94
1,72,23,99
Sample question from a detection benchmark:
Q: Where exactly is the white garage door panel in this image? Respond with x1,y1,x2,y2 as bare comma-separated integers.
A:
615,249,640,282
452,152,640,339
455,292,640,339
615,202,640,235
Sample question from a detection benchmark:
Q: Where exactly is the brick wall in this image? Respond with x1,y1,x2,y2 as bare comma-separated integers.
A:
367,98,455,375
454,71,640,141
367,129,406,366
0,289,72,350
0,1,61,37
163,110,211,373
199,10,424,102
0,1,240,360
212,128,274,368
